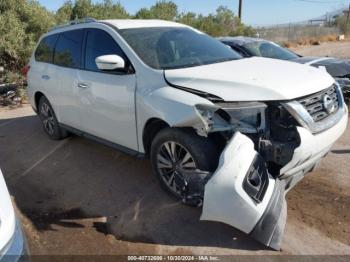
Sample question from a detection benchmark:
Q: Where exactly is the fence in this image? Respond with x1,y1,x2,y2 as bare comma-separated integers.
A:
256,24,341,43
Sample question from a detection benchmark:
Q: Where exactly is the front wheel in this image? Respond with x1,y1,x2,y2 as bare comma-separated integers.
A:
150,128,220,204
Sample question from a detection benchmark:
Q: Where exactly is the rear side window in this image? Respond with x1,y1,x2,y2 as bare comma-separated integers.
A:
54,29,84,68
85,29,126,72
35,35,58,63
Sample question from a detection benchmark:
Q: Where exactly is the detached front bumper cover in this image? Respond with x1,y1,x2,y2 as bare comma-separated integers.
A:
250,179,287,250
200,132,286,250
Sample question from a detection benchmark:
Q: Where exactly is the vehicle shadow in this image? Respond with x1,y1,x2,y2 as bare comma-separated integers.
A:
0,114,267,251
331,149,350,154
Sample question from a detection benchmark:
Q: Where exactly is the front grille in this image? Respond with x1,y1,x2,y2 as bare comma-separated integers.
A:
298,85,339,122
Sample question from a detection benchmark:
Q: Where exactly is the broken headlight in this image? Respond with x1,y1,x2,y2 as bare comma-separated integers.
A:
195,102,267,135
216,102,267,133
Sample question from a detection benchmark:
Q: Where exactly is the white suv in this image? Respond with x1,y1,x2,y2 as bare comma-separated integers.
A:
27,19,347,249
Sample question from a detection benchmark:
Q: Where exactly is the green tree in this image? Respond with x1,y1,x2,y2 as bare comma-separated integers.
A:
71,0,92,19
177,6,255,37
336,15,350,34
56,0,73,24
69,0,129,21
177,12,197,28
150,0,177,20
92,0,129,19
0,0,55,70
134,1,177,20
135,8,153,19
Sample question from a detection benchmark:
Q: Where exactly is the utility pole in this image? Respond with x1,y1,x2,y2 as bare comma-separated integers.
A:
343,3,350,30
238,0,243,20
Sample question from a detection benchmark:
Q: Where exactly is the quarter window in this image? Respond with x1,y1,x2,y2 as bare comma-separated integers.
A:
54,30,84,68
85,29,126,72
35,34,58,63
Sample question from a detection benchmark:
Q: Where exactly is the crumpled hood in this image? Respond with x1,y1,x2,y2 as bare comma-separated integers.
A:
165,57,335,101
291,56,350,78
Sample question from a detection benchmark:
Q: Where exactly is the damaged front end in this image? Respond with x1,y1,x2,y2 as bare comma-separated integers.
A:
175,85,347,250
174,100,302,250
201,132,287,250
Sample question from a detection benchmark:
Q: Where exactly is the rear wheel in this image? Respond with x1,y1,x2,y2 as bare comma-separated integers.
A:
38,96,68,140
150,128,220,202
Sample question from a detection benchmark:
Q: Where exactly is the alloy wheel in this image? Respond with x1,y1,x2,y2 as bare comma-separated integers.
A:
40,102,55,135
156,141,197,196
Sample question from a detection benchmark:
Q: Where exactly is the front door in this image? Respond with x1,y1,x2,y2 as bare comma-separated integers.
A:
76,28,138,151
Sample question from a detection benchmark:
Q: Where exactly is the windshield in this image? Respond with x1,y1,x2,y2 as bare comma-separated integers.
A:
119,27,241,70
242,41,299,60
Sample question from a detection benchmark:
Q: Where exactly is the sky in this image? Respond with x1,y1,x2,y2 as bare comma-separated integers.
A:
37,0,350,26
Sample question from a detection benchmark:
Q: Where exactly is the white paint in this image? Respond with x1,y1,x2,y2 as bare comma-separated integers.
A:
280,110,348,177
201,132,275,233
95,55,125,71
165,57,335,101
0,169,16,255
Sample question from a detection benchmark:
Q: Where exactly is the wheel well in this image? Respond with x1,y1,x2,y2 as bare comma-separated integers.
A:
143,118,169,157
34,91,45,110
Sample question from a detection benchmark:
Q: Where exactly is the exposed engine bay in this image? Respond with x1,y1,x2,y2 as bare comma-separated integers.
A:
176,101,301,205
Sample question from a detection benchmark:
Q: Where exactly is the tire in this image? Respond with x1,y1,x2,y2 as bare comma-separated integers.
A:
150,127,220,201
38,96,68,140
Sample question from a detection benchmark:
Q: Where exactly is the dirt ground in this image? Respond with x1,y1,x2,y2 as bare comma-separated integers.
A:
0,42,350,257
293,40,350,59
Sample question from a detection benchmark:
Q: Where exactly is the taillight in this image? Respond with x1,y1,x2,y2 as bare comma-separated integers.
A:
21,65,30,78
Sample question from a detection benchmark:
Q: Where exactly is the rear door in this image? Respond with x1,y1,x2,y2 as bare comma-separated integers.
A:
52,29,85,128
76,28,138,151
29,34,58,108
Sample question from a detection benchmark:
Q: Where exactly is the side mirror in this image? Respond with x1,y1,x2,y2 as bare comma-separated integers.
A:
95,55,125,71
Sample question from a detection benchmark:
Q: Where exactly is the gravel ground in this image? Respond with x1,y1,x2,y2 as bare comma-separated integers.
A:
293,40,350,59
0,42,349,257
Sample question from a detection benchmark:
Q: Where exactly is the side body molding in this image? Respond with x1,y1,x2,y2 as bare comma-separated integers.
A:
201,132,287,250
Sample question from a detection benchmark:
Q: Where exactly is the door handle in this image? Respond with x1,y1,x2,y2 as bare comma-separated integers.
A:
42,75,50,80
77,82,88,89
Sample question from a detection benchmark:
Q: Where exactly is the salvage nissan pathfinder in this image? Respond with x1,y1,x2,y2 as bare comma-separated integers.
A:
26,19,348,250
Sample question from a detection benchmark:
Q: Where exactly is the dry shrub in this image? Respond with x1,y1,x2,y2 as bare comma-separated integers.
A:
319,34,337,42
282,42,292,48
297,37,309,45
309,38,321,45
291,34,337,47
327,35,337,41
282,41,297,48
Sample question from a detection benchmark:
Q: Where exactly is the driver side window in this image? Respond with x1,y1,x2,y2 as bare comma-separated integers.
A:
85,29,127,72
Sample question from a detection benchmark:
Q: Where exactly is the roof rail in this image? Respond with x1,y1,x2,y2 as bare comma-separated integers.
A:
49,18,97,32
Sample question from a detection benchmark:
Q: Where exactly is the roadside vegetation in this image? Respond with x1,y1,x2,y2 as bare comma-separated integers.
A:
336,14,350,36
